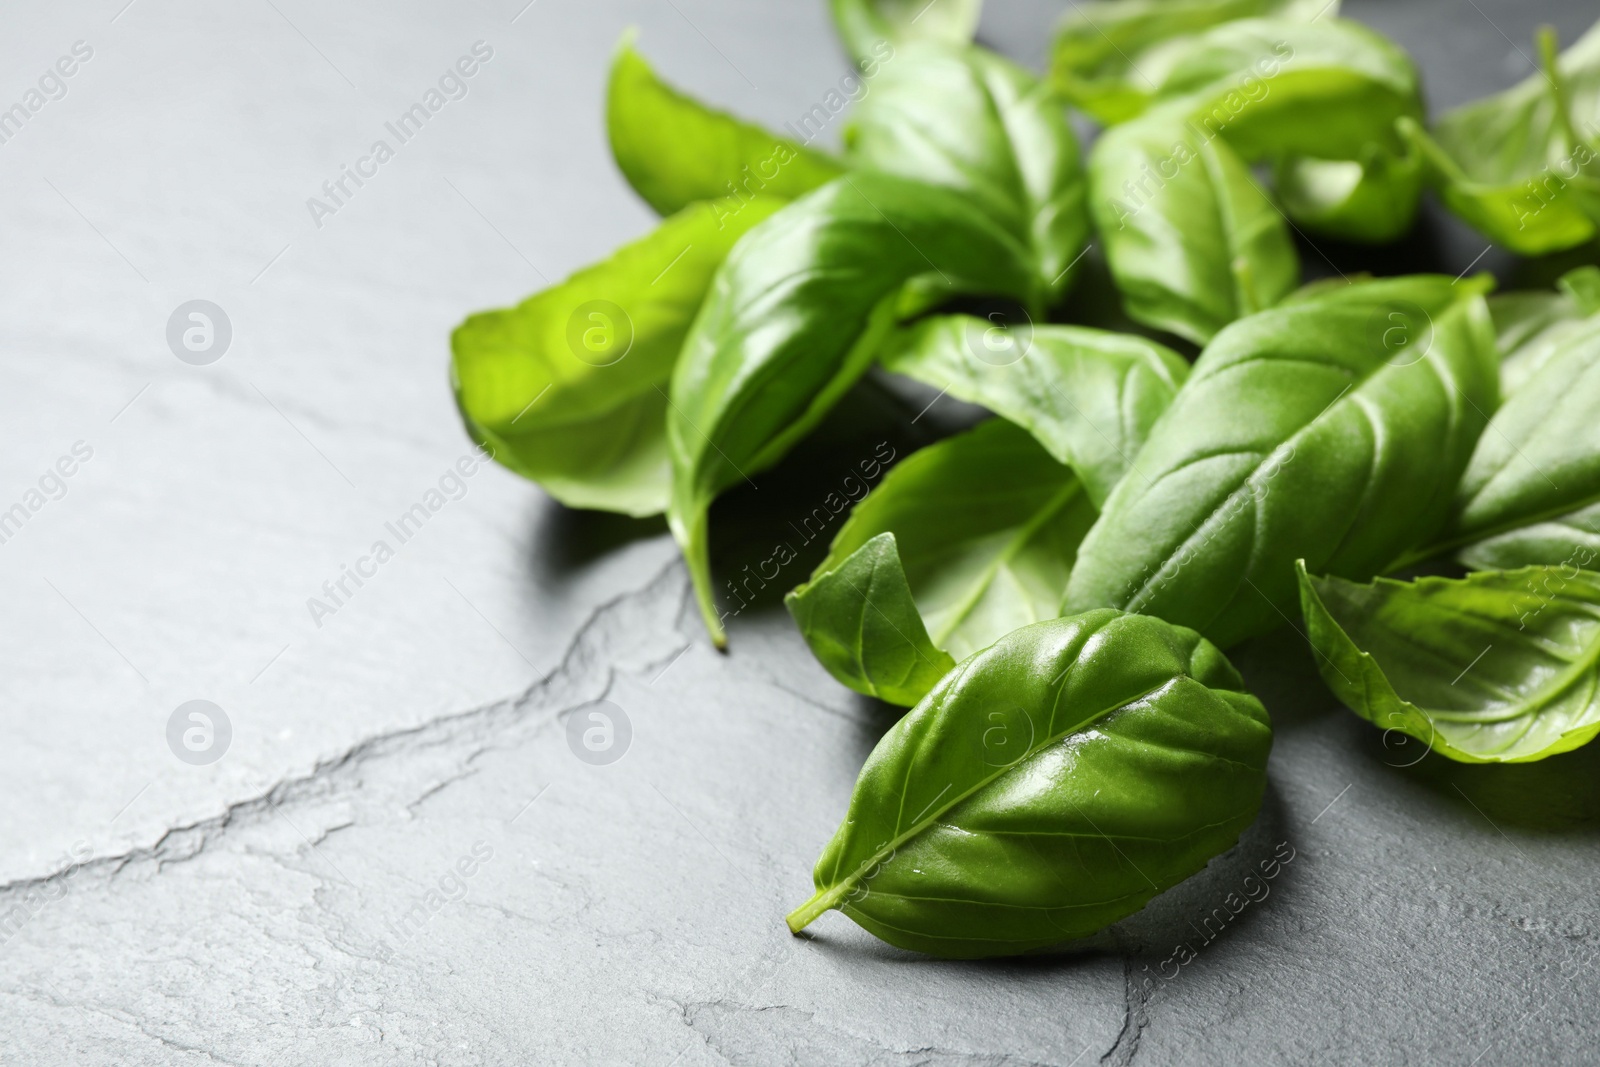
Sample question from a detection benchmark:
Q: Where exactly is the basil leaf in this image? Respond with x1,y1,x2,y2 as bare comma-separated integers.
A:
1064,277,1500,649
668,173,1043,646
829,0,982,67
786,419,1096,705
1298,563,1600,763
786,532,957,707
786,610,1272,958
1404,23,1600,256
451,196,784,516
1444,314,1600,559
1274,138,1423,242
1148,18,1421,164
1090,104,1298,345
1459,502,1600,572
1490,265,1600,394
606,39,843,217
1050,0,1333,126
878,315,1188,506
845,42,1090,298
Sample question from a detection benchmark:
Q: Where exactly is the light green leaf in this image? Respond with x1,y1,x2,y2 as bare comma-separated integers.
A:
786,610,1272,957
451,195,784,516
846,42,1089,297
1275,137,1423,242
606,38,843,217
1050,0,1333,126
1298,562,1600,763
1089,103,1298,345
1490,265,1600,394
878,315,1188,506
667,173,1043,645
787,419,1097,705
829,0,982,67
1065,277,1500,649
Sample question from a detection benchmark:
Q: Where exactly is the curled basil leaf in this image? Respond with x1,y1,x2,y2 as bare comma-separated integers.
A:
1298,563,1600,763
1089,103,1298,345
786,419,1095,706
1274,137,1423,242
451,196,784,516
846,42,1089,298
1404,23,1600,256
607,38,843,217
1438,313,1600,567
878,315,1188,506
786,610,1272,958
668,173,1042,646
1050,0,1333,126
1065,277,1499,649
829,0,982,67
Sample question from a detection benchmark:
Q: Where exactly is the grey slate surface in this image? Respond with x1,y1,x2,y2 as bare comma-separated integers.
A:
0,0,1596,1063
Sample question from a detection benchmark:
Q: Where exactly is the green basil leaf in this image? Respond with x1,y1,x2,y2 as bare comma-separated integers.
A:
1274,138,1423,242
606,39,844,217
451,196,785,516
1298,562,1600,763
1459,502,1600,572
785,610,1272,958
878,315,1188,506
786,419,1096,705
1148,18,1421,163
668,173,1042,646
785,532,956,708
829,0,982,67
1404,23,1600,256
1064,277,1500,649
845,42,1089,298
1090,104,1298,345
1490,265,1600,394
1443,315,1600,558
1049,0,1333,126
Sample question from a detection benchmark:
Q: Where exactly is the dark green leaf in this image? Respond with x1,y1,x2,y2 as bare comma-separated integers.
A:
1064,277,1499,649
786,610,1272,958
667,173,1043,645
1460,502,1600,572
1298,563,1600,763
878,315,1188,506
786,420,1096,705
1089,104,1298,345
1442,314,1600,562
451,196,784,516
606,39,844,217
829,0,982,67
1049,0,1332,126
846,42,1089,297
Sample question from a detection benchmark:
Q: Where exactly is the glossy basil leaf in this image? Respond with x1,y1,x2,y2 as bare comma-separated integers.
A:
786,532,957,708
1064,277,1500,649
451,196,784,516
1274,137,1424,243
845,42,1089,299
786,419,1096,706
1443,314,1600,561
878,315,1189,506
606,39,844,217
785,610,1272,958
1089,103,1298,345
828,0,982,67
1298,563,1600,763
668,173,1042,646
1404,23,1600,256
1491,265,1600,394
1050,0,1333,126
1147,18,1421,164
1459,502,1600,572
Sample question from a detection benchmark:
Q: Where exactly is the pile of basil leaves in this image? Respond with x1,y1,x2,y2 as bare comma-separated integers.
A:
450,0,1600,959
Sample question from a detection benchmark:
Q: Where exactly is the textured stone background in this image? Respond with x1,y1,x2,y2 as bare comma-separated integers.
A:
0,0,1596,1063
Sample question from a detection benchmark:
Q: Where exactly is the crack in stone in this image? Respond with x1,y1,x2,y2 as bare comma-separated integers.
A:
1099,957,1152,1067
